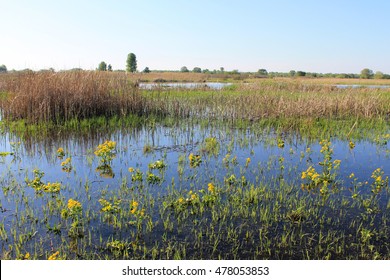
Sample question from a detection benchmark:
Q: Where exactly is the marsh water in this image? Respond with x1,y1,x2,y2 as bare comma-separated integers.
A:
139,82,232,90
0,122,389,258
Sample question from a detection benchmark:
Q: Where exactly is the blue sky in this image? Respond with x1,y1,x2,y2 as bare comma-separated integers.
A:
1,0,390,73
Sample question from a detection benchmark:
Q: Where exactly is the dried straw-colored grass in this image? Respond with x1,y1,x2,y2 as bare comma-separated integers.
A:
0,71,145,123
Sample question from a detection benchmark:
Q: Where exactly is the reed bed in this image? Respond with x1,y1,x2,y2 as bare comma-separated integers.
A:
1,72,389,125
0,71,145,124
145,82,390,121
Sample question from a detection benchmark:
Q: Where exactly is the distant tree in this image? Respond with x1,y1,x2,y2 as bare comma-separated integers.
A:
142,67,151,73
360,68,373,79
202,69,210,73
220,67,224,73
180,66,189,73
107,64,112,71
374,71,384,79
193,67,202,73
257,69,268,76
0,64,7,73
126,53,137,73
230,69,240,74
98,61,107,71
296,71,306,77
289,70,296,77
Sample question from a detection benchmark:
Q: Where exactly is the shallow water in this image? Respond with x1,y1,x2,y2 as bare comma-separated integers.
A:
139,82,232,90
0,122,389,259
335,84,390,89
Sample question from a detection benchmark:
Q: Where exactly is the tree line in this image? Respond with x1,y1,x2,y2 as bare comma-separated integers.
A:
2,57,389,79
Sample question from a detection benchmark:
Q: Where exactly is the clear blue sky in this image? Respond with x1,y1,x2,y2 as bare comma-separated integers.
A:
1,0,390,73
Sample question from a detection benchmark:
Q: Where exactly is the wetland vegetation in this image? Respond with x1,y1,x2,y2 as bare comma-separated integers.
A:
0,71,389,260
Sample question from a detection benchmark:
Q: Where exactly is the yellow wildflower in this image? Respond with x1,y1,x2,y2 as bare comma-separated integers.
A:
312,173,320,180
208,183,215,192
43,182,61,193
67,198,81,210
349,173,355,178
57,147,65,157
128,167,134,173
61,157,71,167
130,201,138,214
48,251,60,260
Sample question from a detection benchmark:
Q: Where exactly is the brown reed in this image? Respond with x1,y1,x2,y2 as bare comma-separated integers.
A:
0,71,145,123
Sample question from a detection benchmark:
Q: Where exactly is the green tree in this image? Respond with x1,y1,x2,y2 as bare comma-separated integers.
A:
126,53,137,72
193,67,202,73
180,66,189,73
296,71,306,77
289,70,296,77
142,67,151,73
360,68,373,79
374,71,384,79
107,64,112,71
98,61,107,71
257,69,268,76
0,64,7,73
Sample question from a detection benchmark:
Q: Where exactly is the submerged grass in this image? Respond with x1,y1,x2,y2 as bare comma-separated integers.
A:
0,133,389,260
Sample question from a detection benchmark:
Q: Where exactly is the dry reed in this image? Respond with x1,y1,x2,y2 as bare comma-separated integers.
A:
0,71,145,123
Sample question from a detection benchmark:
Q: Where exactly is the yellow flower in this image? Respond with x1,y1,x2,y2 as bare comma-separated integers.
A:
178,197,184,204
130,201,138,214
131,201,139,208
301,172,307,179
375,176,382,182
208,183,215,192
48,251,60,260
128,167,134,173
67,198,81,210
349,141,355,149
277,139,284,148
333,159,341,165
24,252,30,259
349,173,355,178
43,182,61,193
102,205,112,212
61,157,71,166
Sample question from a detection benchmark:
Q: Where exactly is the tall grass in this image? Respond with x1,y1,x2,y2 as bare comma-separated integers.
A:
1,72,389,125
145,82,390,121
0,71,145,124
